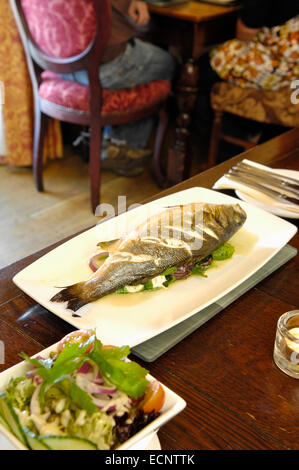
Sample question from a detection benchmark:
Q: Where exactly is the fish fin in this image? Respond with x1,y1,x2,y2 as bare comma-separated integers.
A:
66,298,87,312
51,283,86,311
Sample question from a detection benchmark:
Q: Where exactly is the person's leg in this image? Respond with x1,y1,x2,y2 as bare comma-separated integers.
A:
99,38,176,149
60,40,176,175
102,118,154,149
100,38,176,89
60,39,176,89
61,39,175,149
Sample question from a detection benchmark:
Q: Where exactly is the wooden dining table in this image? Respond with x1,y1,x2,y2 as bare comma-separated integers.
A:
148,1,239,60
0,128,299,450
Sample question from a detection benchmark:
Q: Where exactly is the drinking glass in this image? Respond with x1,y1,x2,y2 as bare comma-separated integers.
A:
273,310,299,379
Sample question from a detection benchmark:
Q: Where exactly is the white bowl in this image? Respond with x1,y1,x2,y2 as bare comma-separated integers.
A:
0,338,186,450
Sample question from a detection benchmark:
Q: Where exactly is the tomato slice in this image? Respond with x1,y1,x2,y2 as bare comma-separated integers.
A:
57,329,95,354
102,345,116,351
139,380,165,414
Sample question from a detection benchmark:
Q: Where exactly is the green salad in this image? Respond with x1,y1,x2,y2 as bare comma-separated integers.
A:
0,332,165,450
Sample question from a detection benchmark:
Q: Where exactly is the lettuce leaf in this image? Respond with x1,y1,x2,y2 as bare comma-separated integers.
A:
21,335,149,409
88,338,149,399
5,377,35,411
20,342,91,410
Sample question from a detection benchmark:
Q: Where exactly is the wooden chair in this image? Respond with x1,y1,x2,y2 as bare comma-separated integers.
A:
208,82,299,167
10,0,171,212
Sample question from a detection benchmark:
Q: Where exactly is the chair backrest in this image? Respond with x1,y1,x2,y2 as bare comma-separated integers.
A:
10,0,112,75
20,0,97,59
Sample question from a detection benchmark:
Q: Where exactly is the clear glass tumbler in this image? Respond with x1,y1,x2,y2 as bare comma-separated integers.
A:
273,310,299,379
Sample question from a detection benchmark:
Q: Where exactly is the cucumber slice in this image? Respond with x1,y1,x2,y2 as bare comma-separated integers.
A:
0,392,27,446
41,435,98,450
24,429,50,450
0,412,11,432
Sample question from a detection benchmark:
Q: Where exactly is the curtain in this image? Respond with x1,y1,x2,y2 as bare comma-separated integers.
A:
0,0,63,166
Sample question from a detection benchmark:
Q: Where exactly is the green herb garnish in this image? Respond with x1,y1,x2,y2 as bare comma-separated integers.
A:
143,280,153,290
88,339,149,399
191,263,209,277
191,243,235,276
212,243,235,261
161,266,178,276
163,275,176,287
115,286,130,294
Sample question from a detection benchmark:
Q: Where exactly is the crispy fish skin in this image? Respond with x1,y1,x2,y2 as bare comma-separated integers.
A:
51,203,246,311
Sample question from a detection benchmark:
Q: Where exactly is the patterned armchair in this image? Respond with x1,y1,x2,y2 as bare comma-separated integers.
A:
208,82,299,167
10,0,171,212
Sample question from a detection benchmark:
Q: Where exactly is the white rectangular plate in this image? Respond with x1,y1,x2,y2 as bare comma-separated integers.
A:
0,341,186,450
13,187,297,347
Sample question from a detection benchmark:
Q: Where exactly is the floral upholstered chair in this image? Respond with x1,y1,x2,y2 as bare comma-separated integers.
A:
11,0,171,212
208,82,299,167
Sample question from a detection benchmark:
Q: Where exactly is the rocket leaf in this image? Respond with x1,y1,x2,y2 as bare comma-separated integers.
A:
88,338,149,399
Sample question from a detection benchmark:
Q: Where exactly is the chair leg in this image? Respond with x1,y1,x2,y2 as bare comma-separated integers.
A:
153,106,169,187
208,110,223,168
89,123,102,214
33,101,47,191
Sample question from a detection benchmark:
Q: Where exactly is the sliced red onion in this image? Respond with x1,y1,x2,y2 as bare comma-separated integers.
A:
30,384,42,417
92,396,110,410
76,361,101,385
178,264,194,271
26,369,37,379
94,379,104,385
92,399,117,413
93,370,104,384
200,255,213,267
96,371,103,380
173,271,191,278
76,372,117,395
91,383,117,395
89,252,109,272
107,405,116,413
173,265,192,278
172,257,213,279
77,362,92,374
34,375,43,385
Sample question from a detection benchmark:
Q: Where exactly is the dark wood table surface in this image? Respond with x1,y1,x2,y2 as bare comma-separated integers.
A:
0,129,299,450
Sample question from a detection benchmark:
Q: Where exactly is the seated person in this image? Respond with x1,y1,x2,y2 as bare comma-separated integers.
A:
196,0,299,141
62,0,176,176
210,0,299,91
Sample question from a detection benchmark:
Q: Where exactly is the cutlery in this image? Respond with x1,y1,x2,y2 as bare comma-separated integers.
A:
229,167,299,201
237,160,299,188
223,173,299,214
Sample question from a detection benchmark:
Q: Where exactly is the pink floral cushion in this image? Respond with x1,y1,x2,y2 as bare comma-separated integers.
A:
20,0,96,58
39,72,171,114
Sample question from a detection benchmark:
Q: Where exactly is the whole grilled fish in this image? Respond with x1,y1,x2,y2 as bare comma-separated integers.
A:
51,203,246,311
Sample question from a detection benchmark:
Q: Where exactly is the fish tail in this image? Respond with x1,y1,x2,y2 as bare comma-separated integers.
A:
51,283,87,311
